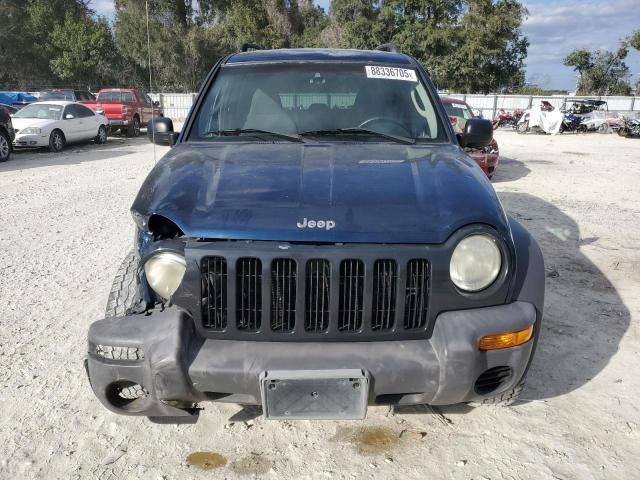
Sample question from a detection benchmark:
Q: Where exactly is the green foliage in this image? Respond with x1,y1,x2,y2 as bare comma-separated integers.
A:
0,0,120,88
629,31,640,51
322,0,529,93
564,46,632,96
50,14,119,84
5,0,634,95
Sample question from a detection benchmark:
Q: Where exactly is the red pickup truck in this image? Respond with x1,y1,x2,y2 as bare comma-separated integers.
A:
85,89,163,137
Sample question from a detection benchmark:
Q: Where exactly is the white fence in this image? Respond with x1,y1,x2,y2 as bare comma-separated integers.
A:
444,95,640,120
148,93,196,121
149,93,640,120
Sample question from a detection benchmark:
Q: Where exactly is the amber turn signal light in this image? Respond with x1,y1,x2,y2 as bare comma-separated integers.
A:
479,325,534,351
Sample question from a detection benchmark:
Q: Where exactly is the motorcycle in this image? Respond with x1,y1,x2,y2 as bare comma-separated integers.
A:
492,108,524,130
617,117,640,137
559,112,587,134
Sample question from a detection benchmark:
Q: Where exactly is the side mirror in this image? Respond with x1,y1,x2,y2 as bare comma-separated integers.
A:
65,114,75,119
457,118,492,148
148,117,178,146
153,101,160,107
473,109,483,118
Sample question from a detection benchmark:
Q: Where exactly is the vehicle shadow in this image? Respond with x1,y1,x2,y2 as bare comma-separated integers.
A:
499,192,629,402
398,191,629,414
491,156,531,183
0,136,149,172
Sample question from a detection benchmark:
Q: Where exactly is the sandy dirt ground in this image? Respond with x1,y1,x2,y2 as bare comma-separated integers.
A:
0,130,639,480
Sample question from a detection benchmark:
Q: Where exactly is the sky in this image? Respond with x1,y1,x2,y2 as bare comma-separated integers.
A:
89,0,640,91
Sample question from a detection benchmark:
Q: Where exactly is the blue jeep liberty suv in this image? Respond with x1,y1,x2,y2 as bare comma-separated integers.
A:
86,46,545,422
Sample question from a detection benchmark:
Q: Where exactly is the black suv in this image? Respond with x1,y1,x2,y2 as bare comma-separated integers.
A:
86,47,545,423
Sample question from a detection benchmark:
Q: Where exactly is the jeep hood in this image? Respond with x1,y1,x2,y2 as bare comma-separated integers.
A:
132,142,510,244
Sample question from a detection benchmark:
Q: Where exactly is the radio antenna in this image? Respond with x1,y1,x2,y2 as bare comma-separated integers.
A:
146,0,156,163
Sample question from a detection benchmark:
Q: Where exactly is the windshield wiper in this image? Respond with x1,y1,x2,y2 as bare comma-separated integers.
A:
204,128,304,143
300,128,415,145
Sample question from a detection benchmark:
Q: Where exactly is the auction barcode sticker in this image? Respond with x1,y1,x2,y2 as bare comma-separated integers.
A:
365,66,417,82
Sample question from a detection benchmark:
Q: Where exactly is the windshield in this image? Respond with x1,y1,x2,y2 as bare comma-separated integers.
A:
39,91,74,101
442,102,473,133
13,103,63,120
189,62,446,143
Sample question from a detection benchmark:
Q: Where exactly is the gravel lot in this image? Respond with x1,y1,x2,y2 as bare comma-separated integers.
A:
1,130,639,479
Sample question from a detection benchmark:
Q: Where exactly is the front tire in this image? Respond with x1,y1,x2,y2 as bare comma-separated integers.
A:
95,125,108,144
468,382,524,407
48,129,65,152
105,250,140,317
0,130,11,162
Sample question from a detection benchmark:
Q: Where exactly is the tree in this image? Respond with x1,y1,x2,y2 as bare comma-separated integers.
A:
564,46,631,95
49,14,120,86
629,31,640,51
629,31,640,93
348,0,529,93
114,0,224,91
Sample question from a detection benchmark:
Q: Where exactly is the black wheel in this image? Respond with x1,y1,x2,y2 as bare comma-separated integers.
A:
95,125,108,144
468,382,524,407
48,129,65,152
127,116,141,137
0,130,11,162
617,127,628,137
105,250,140,317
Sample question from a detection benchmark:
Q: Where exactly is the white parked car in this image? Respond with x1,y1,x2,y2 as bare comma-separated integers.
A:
12,101,109,152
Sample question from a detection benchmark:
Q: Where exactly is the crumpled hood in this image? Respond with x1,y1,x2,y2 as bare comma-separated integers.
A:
132,142,510,244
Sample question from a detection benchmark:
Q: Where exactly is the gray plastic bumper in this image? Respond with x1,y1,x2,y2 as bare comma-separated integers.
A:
87,301,538,421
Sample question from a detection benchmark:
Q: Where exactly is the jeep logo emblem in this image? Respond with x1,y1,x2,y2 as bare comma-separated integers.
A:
297,218,335,230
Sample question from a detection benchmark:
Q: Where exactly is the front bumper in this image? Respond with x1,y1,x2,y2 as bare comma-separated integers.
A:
87,301,538,422
14,133,48,147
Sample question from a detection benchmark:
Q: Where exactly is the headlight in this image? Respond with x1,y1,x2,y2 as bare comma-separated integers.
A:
22,127,41,135
144,251,186,300
450,234,502,292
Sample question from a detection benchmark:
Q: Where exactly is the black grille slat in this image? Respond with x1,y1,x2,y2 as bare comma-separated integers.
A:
271,259,297,332
201,257,227,330
339,260,364,331
372,260,397,330
305,259,330,332
404,259,429,329
236,258,262,331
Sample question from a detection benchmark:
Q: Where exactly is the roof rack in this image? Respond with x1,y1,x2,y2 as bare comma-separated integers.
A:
376,43,400,53
241,43,264,53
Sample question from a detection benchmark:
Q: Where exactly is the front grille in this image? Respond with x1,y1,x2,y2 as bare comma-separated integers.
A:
199,252,431,340
305,259,330,332
236,257,262,331
201,257,227,330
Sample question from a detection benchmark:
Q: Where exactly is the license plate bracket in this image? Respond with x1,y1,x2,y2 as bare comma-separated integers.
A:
260,369,369,420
